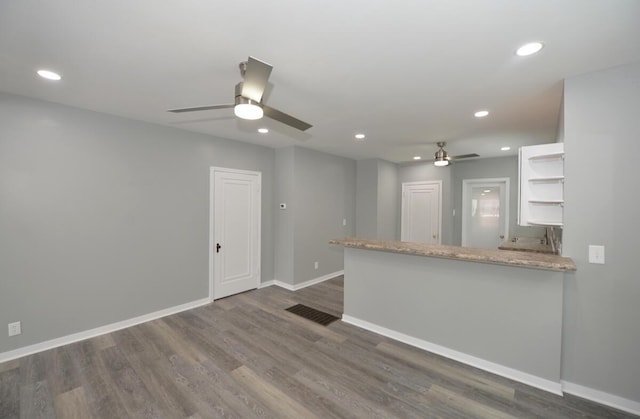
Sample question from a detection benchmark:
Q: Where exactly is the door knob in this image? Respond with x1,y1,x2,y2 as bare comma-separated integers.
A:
432,234,437,239
499,235,505,239
216,243,222,253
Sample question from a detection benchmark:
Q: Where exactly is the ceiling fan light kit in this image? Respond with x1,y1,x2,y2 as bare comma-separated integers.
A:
234,97,263,120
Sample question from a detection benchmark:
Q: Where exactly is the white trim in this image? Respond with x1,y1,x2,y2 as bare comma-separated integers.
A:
288,270,344,291
341,314,563,396
209,167,216,301
562,381,640,416
260,271,344,291
0,298,210,364
270,280,297,291
258,280,276,289
462,177,510,247
209,167,262,301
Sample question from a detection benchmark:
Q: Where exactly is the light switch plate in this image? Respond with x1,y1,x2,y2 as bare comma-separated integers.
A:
8,321,21,337
588,245,605,264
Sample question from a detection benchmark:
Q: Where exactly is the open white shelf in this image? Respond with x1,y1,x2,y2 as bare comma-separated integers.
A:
528,200,564,204
519,143,564,227
529,176,565,182
528,152,564,160
527,220,564,227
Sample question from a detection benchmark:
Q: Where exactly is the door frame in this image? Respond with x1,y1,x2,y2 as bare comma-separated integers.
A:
209,167,262,302
401,180,443,244
461,177,510,247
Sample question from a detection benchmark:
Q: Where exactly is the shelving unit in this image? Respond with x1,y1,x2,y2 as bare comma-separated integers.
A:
518,143,564,227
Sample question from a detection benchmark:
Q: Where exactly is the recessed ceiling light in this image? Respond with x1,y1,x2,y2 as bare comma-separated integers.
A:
474,110,489,118
413,156,421,160
258,128,269,134
516,42,544,57
501,146,511,151
355,133,365,140
481,193,486,196
37,69,62,81
484,189,491,193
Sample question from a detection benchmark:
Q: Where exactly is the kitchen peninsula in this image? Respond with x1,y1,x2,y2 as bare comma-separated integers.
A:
330,237,576,395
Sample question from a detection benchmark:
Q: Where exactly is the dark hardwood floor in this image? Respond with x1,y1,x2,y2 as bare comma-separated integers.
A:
0,276,636,418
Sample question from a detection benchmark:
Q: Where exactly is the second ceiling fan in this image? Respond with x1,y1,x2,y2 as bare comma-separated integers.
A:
168,56,312,131
433,141,479,166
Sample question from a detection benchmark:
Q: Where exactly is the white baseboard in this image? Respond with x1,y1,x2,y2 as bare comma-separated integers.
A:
262,270,344,291
0,297,210,364
258,280,276,288
341,314,563,396
562,381,640,416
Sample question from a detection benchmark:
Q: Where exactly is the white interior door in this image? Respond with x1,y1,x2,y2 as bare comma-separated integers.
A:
462,178,509,249
401,181,442,244
210,167,261,300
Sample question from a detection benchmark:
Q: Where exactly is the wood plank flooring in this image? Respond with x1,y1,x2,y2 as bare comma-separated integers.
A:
1,276,636,418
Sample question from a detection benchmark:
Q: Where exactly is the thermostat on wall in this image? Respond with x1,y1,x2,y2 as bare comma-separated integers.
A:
279,203,287,210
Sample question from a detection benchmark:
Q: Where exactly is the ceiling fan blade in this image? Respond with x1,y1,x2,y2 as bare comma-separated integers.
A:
241,56,273,103
263,105,312,131
168,104,234,113
450,153,480,160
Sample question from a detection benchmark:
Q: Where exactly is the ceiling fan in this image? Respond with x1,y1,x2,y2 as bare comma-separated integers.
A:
168,56,312,131
433,141,479,166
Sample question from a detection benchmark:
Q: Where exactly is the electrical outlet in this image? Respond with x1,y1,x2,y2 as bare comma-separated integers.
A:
314,261,319,270
8,321,21,337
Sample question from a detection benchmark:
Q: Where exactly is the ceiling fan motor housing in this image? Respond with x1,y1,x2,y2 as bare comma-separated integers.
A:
234,82,262,107
435,146,449,160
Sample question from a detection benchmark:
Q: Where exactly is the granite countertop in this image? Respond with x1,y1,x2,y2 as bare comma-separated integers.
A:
330,237,576,272
498,240,555,254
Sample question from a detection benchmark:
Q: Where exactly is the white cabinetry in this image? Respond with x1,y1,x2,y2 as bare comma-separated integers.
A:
518,143,564,227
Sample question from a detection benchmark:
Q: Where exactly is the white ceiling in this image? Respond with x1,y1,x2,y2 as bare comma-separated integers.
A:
1,1,639,163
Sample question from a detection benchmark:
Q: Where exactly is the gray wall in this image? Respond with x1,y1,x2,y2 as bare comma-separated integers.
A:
275,146,356,286
376,159,398,240
355,158,398,240
562,62,640,403
397,162,454,245
355,159,379,238
0,93,275,353
274,147,295,285
450,156,545,246
556,93,565,142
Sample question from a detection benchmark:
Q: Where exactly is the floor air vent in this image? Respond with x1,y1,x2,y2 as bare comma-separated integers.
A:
285,304,340,326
